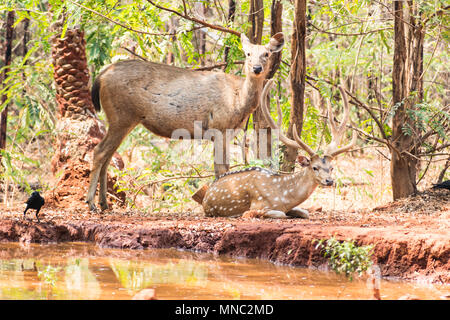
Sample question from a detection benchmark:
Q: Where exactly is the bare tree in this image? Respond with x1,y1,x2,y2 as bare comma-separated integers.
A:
245,0,284,163
223,0,236,69
0,11,15,153
282,0,307,171
390,0,424,199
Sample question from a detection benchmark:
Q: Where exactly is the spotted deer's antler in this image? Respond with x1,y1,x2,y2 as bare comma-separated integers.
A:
260,79,316,157
324,86,357,157
261,80,356,158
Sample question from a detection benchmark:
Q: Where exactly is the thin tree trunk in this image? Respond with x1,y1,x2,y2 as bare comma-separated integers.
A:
193,1,209,66
0,11,15,153
22,17,30,58
166,17,178,65
247,0,266,161
21,17,30,88
390,0,424,200
282,0,306,172
267,0,283,80
223,0,236,69
437,158,449,184
247,0,264,45
258,0,283,165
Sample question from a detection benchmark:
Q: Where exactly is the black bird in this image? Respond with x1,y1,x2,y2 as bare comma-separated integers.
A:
24,191,45,222
432,180,450,190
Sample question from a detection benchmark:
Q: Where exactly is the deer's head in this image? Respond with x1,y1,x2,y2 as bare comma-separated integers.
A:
261,80,357,187
297,154,334,186
241,33,284,78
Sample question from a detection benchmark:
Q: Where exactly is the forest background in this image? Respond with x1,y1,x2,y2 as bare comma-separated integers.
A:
0,0,448,213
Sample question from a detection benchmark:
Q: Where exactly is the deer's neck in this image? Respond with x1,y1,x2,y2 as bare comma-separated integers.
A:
239,75,265,115
282,169,319,210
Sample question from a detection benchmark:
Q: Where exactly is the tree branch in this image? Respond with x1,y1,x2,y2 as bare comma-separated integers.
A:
309,23,392,36
69,0,204,37
306,75,405,156
121,47,147,60
193,60,244,71
146,0,241,36
423,5,450,25
306,75,388,141
69,0,189,36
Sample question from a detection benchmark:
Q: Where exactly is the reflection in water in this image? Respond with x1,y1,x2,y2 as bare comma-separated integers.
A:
0,242,447,300
65,258,101,299
110,259,208,294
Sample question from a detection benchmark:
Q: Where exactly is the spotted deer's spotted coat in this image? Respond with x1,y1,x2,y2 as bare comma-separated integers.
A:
196,80,357,220
201,166,317,219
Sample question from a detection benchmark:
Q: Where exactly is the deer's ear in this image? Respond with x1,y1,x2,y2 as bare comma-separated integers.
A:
241,33,251,52
297,155,310,167
266,32,284,53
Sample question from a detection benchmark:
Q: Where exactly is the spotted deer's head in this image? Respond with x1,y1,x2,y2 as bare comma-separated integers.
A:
261,80,357,187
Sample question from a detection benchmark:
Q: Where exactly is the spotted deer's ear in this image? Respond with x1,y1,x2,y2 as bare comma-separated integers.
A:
296,155,310,167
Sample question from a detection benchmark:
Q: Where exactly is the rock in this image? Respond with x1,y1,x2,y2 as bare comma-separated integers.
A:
132,289,157,300
398,294,421,300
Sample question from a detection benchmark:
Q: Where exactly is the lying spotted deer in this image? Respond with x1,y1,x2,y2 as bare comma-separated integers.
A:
87,33,284,211
193,79,357,219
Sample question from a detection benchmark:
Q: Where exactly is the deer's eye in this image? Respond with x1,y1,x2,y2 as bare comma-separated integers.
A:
247,53,250,57
265,52,269,57
313,167,318,171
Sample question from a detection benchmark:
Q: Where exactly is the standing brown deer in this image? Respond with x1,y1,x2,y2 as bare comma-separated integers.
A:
86,33,284,211
194,79,357,219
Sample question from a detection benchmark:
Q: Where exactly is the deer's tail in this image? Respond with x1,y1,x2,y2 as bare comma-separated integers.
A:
91,77,101,112
192,184,209,204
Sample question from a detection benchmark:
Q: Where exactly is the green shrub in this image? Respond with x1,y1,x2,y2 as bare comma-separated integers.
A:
315,237,374,281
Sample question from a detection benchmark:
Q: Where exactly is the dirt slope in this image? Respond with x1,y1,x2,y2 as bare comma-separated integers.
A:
0,189,448,285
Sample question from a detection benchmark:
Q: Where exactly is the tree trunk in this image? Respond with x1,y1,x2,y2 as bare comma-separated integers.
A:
0,11,15,153
267,0,283,80
247,0,267,161
282,0,306,172
223,0,236,69
247,0,264,45
258,0,283,165
166,17,179,65
390,0,424,200
48,20,124,208
21,17,30,88
193,1,209,66
248,0,283,164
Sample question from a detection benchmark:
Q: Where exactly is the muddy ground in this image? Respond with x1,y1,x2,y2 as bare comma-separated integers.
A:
0,188,448,285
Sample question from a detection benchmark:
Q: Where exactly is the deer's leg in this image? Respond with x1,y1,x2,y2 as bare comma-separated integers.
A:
98,125,135,211
87,124,133,211
86,148,103,211
98,153,115,211
263,210,288,219
286,208,309,219
213,134,230,177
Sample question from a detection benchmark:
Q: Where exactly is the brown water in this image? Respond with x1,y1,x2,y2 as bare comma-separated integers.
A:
0,242,446,300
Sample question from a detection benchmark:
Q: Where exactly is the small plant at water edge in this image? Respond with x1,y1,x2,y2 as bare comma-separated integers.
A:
315,237,374,281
